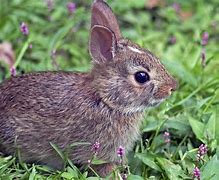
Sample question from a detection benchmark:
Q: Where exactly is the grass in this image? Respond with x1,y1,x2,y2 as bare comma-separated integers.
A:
0,0,219,179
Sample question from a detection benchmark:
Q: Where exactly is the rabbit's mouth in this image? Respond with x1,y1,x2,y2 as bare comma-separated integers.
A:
148,98,165,107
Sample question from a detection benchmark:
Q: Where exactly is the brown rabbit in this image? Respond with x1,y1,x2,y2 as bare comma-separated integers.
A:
0,0,177,177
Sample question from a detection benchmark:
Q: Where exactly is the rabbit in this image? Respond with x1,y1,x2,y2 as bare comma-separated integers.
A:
0,0,177,177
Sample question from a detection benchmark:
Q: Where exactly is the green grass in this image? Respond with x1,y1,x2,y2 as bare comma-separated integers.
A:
0,0,219,179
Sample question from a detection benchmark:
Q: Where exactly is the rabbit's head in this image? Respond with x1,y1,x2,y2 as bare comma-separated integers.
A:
90,0,177,113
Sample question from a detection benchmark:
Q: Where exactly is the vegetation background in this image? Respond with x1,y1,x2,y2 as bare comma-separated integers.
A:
0,0,219,179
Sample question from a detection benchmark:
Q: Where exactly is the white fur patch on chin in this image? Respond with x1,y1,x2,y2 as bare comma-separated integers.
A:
149,98,164,107
128,46,144,54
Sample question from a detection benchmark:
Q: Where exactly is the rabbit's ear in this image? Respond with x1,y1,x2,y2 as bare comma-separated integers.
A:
89,25,116,63
91,0,121,40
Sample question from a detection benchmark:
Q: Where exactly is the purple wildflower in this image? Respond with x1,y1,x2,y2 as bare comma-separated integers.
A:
67,2,76,15
172,3,181,13
197,144,207,161
201,32,209,46
193,166,201,180
29,44,33,49
117,146,125,157
198,144,208,155
20,22,29,35
10,66,16,76
163,131,171,143
200,32,208,67
92,141,100,153
168,36,177,45
46,0,54,12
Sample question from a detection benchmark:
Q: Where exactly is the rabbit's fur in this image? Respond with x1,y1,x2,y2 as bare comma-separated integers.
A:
0,0,177,176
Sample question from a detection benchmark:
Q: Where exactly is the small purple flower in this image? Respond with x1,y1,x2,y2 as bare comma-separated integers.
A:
10,66,17,76
29,44,33,49
198,144,207,155
117,146,125,157
164,131,170,137
201,32,209,46
92,141,100,153
67,2,76,14
168,36,177,45
196,144,208,161
193,166,200,180
199,144,208,155
46,0,54,12
172,3,181,13
20,22,29,35
163,131,171,143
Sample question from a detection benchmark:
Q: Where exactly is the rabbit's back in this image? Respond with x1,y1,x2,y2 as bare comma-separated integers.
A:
0,72,89,114
0,72,96,166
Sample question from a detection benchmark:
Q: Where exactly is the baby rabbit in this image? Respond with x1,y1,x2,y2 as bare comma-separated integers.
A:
0,0,177,177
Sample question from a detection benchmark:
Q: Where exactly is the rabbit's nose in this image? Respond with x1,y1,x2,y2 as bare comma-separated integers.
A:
165,85,175,97
165,80,178,97
170,79,178,92
154,80,177,99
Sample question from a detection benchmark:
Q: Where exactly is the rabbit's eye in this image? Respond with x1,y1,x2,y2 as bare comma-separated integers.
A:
134,71,150,84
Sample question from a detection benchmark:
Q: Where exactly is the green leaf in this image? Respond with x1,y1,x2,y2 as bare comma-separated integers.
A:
91,158,107,165
156,157,186,180
61,172,77,179
162,59,197,86
69,142,91,148
86,177,100,180
49,23,73,52
50,142,65,160
66,166,79,178
0,157,15,174
135,152,161,172
127,174,144,180
202,155,219,180
14,37,31,68
215,106,219,145
188,116,205,142
29,165,36,180
142,121,159,132
164,119,191,133
205,111,217,141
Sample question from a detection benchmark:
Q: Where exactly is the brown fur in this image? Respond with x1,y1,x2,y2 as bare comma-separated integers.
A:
0,0,177,177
